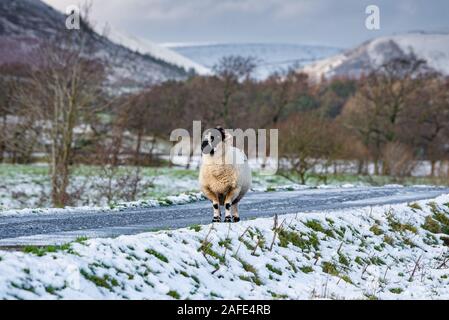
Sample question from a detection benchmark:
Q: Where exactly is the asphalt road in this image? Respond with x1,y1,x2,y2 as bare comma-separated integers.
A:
0,186,448,247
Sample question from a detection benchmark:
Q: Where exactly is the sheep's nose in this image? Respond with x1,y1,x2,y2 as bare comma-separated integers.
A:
201,140,209,152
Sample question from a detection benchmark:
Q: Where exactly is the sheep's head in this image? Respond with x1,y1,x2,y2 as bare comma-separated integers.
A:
201,127,226,156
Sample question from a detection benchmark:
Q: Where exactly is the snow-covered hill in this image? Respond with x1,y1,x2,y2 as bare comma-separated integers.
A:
165,43,341,79
1,194,449,299
0,0,190,90
302,32,449,81
105,28,210,76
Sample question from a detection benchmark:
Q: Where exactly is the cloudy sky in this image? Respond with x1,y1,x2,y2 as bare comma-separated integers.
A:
43,0,449,48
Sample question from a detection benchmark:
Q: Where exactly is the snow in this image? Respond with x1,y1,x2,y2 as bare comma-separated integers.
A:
0,191,205,218
301,53,346,81
1,194,449,299
168,42,341,80
302,32,449,80
385,33,449,75
0,170,199,213
102,27,211,75
0,0,189,89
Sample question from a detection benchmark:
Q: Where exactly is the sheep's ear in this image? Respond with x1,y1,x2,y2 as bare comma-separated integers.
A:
215,126,226,142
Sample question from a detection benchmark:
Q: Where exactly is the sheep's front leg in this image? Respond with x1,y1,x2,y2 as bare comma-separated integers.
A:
231,203,240,222
224,187,241,223
202,187,221,222
212,202,221,222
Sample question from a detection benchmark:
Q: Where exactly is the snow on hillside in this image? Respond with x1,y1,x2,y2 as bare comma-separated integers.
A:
166,43,341,79
104,27,210,75
0,0,189,89
302,32,449,81
1,194,449,299
390,33,449,74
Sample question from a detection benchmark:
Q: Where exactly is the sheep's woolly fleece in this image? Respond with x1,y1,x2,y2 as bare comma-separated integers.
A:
1,194,449,299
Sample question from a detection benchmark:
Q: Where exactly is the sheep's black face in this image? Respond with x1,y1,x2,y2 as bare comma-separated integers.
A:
201,127,226,155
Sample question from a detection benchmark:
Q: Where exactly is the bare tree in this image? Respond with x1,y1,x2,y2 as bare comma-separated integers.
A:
14,12,106,207
406,76,449,176
213,56,257,127
340,55,429,175
278,113,341,184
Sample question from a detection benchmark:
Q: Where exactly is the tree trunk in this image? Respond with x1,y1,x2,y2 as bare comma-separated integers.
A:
134,129,143,166
0,115,5,163
50,93,76,208
430,160,436,177
374,159,379,175
357,159,364,175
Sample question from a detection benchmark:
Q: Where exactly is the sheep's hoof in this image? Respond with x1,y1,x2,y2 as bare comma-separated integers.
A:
233,217,240,223
212,216,221,223
224,216,232,223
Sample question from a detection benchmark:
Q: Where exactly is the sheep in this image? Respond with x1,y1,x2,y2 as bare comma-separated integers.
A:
199,127,252,223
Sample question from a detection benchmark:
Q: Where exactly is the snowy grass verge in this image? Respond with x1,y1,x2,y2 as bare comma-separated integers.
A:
0,192,206,217
1,194,449,299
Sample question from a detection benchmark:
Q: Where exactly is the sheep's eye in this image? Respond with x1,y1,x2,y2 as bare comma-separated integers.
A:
210,136,214,142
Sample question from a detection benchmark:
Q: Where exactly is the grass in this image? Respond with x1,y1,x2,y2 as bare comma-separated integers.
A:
269,291,289,299
11,282,35,293
145,249,169,263
338,253,350,267
340,275,353,284
218,238,232,249
304,220,326,233
370,256,385,266
422,203,449,235
45,286,57,295
387,213,418,234
389,288,404,294
408,202,423,211
239,275,252,282
237,258,262,285
278,230,320,251
300,266,314,274
321,261,353,283
355,256,364,265
23,243,72,257
80,269,119,290
284,256,298,273
383,235,394,246
266,264,283,275
167,290,181,299
322,262,339,276
189,224,202,232
74,236,89,244
199,242,225,264
423,216,441,234
370,224,383,235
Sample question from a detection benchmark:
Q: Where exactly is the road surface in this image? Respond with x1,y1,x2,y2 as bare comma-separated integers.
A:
0,186,448,247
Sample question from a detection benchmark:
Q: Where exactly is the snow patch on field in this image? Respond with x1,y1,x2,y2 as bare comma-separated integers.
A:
1,195,449,299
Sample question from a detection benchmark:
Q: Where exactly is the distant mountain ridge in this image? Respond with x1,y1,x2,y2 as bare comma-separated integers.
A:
0,0,190,90
167,42,342,79
301,32,449,81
